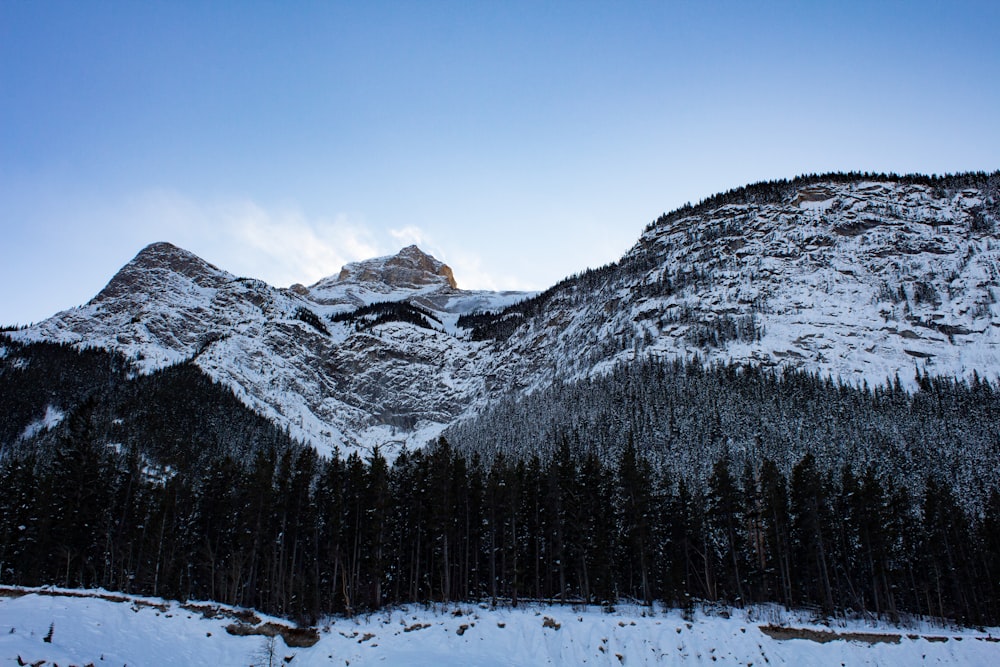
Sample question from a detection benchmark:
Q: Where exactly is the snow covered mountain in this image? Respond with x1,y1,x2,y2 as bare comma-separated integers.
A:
8,172,1000,458
472,174,1000,395
8,242,525,457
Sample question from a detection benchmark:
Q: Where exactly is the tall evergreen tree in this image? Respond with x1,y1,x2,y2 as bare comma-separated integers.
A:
706,457,748,603
616,440,654,603
790,453,835,610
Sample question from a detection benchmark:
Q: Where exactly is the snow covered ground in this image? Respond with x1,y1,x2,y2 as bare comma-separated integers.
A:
2,587,998,666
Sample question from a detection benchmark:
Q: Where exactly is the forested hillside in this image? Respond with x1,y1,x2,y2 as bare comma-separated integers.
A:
0,339,297,470
2,341,999,626
3,172,1000,629
445,358,1000,513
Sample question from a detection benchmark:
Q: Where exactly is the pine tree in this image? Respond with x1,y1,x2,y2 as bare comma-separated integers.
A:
790,453,834,610
0,453,39,584
706,457,748,603
758,458,792,606
616,440,654,603
42,400,110,588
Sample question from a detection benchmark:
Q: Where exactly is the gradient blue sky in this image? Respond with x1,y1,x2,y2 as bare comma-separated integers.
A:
3,1,999,325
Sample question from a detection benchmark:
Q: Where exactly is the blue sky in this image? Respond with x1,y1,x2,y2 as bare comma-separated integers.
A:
3,1,998,325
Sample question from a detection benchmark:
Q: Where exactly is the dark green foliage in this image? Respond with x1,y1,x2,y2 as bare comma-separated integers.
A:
789,454,835,610
330,301,441,331
912,281,941,307
445,357,1000,516
3,429,1000,624
706,458,749,603
0,338,297,473
615,441,655,603
0,339,128,448
457,262,618,341
456,309,526,342
294,307,329,335
684,314,761,349
969,207,996,234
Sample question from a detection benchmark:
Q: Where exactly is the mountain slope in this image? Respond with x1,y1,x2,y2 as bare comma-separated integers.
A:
7,171,1000,458
0,339,299,473
468,173,1000,396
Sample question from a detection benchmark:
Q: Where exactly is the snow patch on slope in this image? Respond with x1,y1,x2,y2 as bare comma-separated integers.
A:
18,405,65,441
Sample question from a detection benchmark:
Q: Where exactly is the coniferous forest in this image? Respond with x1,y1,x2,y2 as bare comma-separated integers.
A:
3,428,1000,627
3,340,1000,627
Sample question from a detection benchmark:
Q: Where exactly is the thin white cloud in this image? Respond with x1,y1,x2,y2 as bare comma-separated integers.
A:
388,225,473,287
119,191,536,294
127,191,383,287
445,249,540,292
220,200,380,286
390,224,536,292
388,225,426,248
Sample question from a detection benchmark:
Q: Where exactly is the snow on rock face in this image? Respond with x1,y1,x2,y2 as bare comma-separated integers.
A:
630,180,1000,386
95,241,230,301
337,244,458,289
489,179,1000,393
308,244,459,308
13,241,240,372
18,405,65,441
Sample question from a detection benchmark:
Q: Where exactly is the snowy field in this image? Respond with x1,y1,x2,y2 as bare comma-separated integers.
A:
2,587,998,666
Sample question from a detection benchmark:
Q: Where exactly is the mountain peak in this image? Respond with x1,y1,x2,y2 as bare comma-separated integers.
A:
332,245,458,290
131,241,206,269
95,242,226,302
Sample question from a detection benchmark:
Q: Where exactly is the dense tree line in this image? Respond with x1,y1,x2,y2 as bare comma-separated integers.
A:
2,342,1000,626
643,170,1000,235
330,301,441,332
294,307,329,335
446,358,1000,516
2,431,1000,626
0,340,295,472
3,322,1000,628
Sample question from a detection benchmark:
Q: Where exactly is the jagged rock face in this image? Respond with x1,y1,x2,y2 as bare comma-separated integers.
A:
24,241,246,370
627,179,1000,383
10,174,1000,459
307,245,459,308
337,245,457,289
95,242,228,301
486,178,1000,393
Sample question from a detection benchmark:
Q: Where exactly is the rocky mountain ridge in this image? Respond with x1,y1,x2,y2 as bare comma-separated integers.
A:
6,171,999,458
475,174,1000,396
